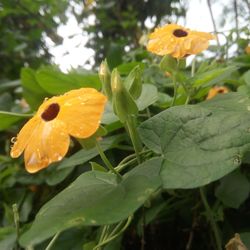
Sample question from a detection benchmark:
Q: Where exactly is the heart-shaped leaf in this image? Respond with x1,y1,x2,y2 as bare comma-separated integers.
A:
139,93,250,188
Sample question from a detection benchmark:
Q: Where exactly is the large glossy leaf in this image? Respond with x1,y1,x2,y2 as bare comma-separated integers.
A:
0,111,31,131
21,68,48,110
139,93,250,188
19,158,162,246
36,68,101,95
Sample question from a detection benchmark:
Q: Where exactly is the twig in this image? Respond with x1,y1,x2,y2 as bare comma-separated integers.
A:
45,232,60,250
207,0,221,51
199,188,222,250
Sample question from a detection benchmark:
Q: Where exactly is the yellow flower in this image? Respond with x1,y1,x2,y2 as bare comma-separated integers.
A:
206,86,229,100
245,45,250,54
10,88,107,173
147,24,215,58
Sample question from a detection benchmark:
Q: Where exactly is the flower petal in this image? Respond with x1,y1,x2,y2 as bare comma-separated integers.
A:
24,119,70,173
10,116,39,158
57,88,107,138
147,23,215,58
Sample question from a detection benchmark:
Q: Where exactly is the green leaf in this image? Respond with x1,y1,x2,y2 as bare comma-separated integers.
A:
19,158,162,246
36,68,101,95
123,65,142,99
57,135,124,170
21,68,48,110
136,84,158,111
45,134,120,184
190,66,237,88
117,62,145,75
243,70,250,85
0,111,32,131
215,170,250,209
44,165,74,186
0,227,16,250
159,55,177,72
90,162,107,172
83,241,96,250
139,93,250,188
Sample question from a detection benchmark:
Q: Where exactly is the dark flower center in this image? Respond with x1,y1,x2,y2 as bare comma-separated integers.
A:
173,29,188,37
41,103,60,121
218,89,225,93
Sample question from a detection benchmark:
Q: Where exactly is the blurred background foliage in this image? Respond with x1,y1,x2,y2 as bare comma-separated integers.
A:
0,0,250,250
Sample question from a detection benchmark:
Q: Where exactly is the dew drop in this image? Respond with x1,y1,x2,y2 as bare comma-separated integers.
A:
11,137,17,144
57,156,63,161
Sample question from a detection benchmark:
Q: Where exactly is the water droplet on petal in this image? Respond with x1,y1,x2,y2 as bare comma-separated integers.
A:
11,137,17,144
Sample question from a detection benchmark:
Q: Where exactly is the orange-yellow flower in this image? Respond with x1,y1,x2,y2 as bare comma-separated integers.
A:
206,86,229,100
245,45,250,54
147,24,215,58
10,88,107,173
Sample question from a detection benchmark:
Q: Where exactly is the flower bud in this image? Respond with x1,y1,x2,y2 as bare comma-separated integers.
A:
111,69,138,122
99,59,112,101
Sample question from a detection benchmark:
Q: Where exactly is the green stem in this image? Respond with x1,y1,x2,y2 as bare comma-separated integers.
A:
171,78,178,107
45,232,60,250
199,188,222,250
125,116,143,164
115,150,152,173
12,204,20,250
100,225,110,242
95,140,122,180
12,204,19,240
207,0,221,52
94,216,133,250
185,95,190,105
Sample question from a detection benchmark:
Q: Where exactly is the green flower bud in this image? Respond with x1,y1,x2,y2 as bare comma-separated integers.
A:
111,69,138,122
99,59,112,101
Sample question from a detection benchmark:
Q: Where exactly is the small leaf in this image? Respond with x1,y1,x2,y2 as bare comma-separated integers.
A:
243,70,250,85
159,55,177,72
36,67,101,95
0,227,16,250
123,65,142,99
191,66,237,88
21,68,48,110
57,135,124,169
117,62,145,75
215,170,250,209
90,162,107,172
136,84,158,111
0,111,32,131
